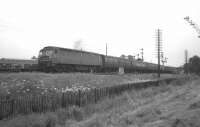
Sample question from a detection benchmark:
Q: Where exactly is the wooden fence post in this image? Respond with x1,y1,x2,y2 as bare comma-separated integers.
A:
78,90,81,107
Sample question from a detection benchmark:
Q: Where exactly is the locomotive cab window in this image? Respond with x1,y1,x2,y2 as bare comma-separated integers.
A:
39,51,42,57
39,50,54,57
45,50,53,56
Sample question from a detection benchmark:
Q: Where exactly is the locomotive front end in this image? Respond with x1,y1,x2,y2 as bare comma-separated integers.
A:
38,47,55,71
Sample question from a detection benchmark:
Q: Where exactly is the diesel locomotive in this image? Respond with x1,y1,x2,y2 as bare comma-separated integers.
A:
38,46,176,73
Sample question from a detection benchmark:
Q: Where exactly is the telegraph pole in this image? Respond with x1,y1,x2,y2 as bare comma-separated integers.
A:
140,48,144,61
106,43,107,56
185,50,188,74
156,29,162,78
137,54,140,60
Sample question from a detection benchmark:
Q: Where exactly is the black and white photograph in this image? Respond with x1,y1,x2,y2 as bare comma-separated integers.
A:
0,0,200,127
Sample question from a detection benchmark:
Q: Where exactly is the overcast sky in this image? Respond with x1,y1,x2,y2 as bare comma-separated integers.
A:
0,0,200,66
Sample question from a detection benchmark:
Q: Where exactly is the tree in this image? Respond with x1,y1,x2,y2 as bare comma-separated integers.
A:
120,54,126,59
184,55,200,74
31,56,37,60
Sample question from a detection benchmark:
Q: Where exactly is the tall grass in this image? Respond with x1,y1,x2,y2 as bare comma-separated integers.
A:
0,72,178,96
0,75,194,127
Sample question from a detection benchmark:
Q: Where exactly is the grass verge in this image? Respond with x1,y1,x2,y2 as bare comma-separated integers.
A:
0,75,198,127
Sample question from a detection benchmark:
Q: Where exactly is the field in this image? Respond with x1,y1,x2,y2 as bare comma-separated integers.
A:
0,72,177,96
0,75,199,127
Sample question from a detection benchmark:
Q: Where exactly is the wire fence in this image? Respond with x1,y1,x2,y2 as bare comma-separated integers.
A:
0,78,176,120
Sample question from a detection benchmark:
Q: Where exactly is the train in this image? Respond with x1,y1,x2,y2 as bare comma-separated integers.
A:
38,46,177,73
0,58,38,72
